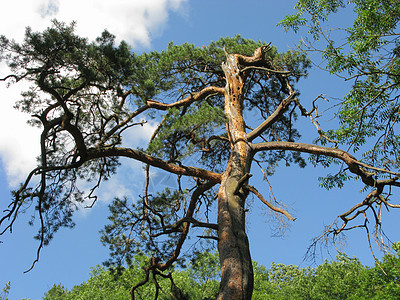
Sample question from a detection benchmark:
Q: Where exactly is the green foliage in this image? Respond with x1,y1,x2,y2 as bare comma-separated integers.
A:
173,251,220,300
256,250,400,300
280,0,400,177
367,242,400,299
0,282,10,300
100,191,196,271
43,284,68,299
43,252,220,300
0,22,311,252
147,102,226,161
42,245,400,299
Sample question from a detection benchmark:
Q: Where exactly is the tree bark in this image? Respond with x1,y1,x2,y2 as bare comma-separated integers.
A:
217,52,254,299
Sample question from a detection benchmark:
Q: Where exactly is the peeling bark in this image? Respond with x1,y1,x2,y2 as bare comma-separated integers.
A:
217,51,254,300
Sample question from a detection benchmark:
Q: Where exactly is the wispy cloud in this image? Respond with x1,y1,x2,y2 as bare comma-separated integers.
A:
0,0,187,187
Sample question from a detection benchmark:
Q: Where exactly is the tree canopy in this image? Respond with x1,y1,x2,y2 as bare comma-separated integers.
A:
40,244,400,299
1,7,400,298
279,0,400,259
280,0,400,177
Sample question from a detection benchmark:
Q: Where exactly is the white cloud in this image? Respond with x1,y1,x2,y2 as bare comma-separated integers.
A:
0,64,41,187
43,0,188,46
0,0,187,187
96,166,139,203
122,119,160,148
1,0,187,45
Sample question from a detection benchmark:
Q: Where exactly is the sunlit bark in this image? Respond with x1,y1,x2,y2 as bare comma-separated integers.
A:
217,50,254,300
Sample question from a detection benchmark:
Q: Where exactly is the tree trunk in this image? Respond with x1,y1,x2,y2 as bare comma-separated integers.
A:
217,53,254,299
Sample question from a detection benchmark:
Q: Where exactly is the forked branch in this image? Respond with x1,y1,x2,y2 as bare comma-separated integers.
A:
253,140,400,256
158,181,216,272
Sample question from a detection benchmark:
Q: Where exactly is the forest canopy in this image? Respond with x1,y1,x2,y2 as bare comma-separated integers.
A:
39,245,400,300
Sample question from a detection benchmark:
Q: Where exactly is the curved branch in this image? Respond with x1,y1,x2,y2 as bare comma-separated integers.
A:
97,102,151,146
97,86,225,147
146,86,225,110
158,181,216,271
0,72,32,83
240,66,291,75
252,141,400,187
165,217,218,231
247,185,296,221
295,95,339,145
61,113,88,161
247,86,297,141
87,146,222,183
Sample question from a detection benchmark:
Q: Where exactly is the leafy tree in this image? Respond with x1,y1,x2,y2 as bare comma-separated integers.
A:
280,0,400,252
1,18,399,299
263,244,400,300
0,282,10,300
43,283,68,300
44,252,220,300
42,246,400,299
366,242,400,299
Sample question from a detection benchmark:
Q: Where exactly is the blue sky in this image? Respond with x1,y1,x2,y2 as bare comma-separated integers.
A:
1,0,399,299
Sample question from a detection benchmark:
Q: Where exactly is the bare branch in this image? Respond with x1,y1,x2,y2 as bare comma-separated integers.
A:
252,141,400,186
247,185,296,221
87,146,222,183
247,84,296,142
197,235,219,241
146,86,225,110
167,217,218,231
158,181,216,271
295,95,339,145
240,66,291,75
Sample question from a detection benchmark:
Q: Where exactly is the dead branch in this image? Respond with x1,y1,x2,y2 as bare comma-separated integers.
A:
247,84,297,142
146,86,225,110
158,181,216,271
246,185,296,221
252,141,400,186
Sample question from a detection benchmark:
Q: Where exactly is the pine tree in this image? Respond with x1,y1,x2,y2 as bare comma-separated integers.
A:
1,20,399,299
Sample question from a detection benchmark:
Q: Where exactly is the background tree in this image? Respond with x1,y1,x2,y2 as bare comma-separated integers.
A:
0,281,10,300
41,244,400,299
1,18,399,299
280,0,400,254
43,251,220,300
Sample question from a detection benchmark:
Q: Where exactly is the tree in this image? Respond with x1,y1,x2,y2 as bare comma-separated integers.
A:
279,0,400,253
42,245,400,299
43,284,68,300
43,252,220,300
264,243,400,299
0,281,10,300
1,19,399,299
366,242,400,299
